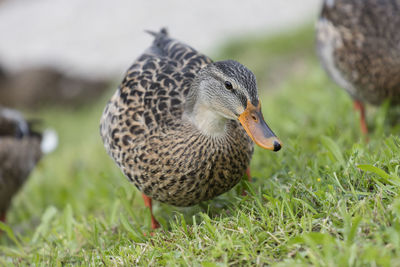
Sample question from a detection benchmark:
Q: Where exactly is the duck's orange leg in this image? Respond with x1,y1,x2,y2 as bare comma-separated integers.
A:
242,167,252,196
246,167,251,182
142,193,160,230
353,100,368,135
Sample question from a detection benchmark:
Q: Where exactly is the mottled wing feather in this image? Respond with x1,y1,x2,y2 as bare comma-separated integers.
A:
100,31,212,177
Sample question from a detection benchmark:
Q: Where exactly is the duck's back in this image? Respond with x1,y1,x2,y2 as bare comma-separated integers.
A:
100,28,212,147
99,30,211,180
317,0,400,104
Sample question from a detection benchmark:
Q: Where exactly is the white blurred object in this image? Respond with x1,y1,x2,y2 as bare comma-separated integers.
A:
0,0,319,79
40,129,58,154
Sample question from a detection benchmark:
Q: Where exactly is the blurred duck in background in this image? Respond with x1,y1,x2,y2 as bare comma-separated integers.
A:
316,0,400,135
0,64,110,109
0,107,57,223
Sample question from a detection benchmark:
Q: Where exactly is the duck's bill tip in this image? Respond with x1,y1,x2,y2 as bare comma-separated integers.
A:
238,101,282,151
257,136,282,151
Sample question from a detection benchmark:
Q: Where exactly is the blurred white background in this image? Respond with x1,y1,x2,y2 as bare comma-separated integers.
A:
0,0,319,79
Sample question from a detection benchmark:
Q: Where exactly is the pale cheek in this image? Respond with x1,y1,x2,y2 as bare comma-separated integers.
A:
221,99,243,118
235,105,245,116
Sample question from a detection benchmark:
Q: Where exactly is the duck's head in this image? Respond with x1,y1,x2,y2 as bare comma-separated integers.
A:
186,60,282,152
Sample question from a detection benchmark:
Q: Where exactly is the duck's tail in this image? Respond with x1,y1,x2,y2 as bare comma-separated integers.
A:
144,28,172,57
145,28,168,38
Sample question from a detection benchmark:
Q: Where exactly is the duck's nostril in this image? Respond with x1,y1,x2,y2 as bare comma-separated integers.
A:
273,141,281,152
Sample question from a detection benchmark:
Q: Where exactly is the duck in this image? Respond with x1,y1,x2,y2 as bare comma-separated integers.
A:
100,28,282,229
316,0,400,134
0,107,57,223
0,64,110,109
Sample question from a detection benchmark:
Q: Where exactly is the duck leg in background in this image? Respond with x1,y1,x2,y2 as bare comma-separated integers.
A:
142,193,160,230
0,213,5,223
353,100,368,135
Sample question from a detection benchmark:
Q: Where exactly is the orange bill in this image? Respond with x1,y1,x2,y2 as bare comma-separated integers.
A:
238,101,282,151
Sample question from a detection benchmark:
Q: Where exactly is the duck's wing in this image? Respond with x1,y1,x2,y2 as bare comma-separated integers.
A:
101,28,212,133
120,28,212,119
99,29,212,180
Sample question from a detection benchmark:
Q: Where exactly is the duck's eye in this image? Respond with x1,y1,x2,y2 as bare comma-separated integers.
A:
224,81,233,90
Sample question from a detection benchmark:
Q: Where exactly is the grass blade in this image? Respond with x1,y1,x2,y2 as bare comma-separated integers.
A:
32,206,58,243
358,164,400,186
0,222,22,250
321,136,345,165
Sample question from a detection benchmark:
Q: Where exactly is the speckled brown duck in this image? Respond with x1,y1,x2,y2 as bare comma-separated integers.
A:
100,28,282,229
0,107,44,222
316,0,400,134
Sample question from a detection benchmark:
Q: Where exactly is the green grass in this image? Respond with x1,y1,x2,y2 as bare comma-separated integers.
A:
1,25,400,266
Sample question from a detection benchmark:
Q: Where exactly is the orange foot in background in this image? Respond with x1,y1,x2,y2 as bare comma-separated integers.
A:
353,100,368,136
142,193,160,230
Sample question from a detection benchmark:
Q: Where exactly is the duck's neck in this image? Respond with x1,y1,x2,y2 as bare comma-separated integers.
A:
185,102,228,136
184,82,229,137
